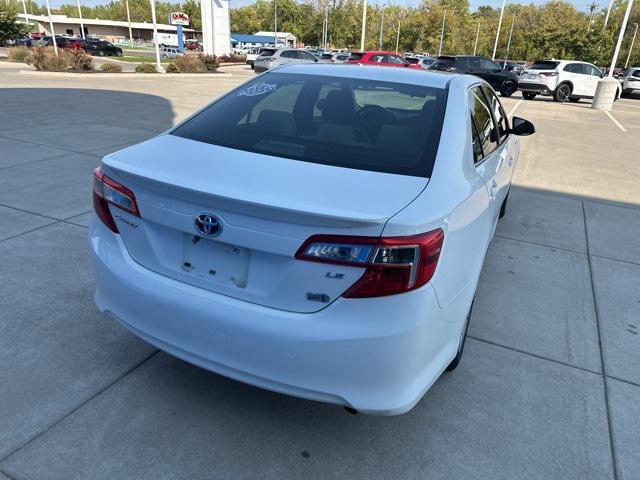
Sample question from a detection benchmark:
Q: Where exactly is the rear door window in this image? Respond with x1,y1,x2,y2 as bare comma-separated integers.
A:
584,64,602,77
481,86,509,143
469,86,499,161
564,63,582,73
172,72,448,178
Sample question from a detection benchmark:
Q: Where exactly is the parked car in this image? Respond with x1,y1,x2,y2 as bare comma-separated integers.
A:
185,41,202,51
82,40,123,57
90,63,534,415
12,37,32,47
253,48,318,73
160,45,180,59
404,55,421,65
430,55,519,96
619,67,640,97
418,56,438,69
518,59,621,102
318,52,351,64
246,47,276,69
31,35,71,48
344,51,422,69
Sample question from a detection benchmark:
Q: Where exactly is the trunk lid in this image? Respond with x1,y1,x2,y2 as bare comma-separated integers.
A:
102,135,428,313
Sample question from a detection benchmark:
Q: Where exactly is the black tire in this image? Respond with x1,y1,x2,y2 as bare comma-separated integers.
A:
553,83,572,102
568,97,580,103
98,51,105,57
499,191,509,219
446,300,474,372
522,92,536,100
500,80,517,97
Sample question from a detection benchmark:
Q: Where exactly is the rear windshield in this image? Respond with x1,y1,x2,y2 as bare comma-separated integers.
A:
321,53,333,59
347,52,364,61
529,61,560,70
430,57,455,69
172,72,447,177
632,70,640,78
259,48,277,57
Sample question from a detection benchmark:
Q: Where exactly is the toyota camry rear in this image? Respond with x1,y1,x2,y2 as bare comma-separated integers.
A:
90,64,531,414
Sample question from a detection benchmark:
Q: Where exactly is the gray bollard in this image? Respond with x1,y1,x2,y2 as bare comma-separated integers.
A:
591,77,620,111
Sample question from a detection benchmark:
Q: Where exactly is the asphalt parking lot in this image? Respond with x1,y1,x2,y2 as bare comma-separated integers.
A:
1,62,639,480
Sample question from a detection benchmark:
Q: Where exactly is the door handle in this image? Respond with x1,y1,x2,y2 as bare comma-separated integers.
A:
490,180,498,199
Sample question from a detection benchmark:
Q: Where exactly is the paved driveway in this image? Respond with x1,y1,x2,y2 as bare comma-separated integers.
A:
1,65,639,479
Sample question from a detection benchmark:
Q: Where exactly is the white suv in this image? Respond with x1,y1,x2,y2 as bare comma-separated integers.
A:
518,60,621,103
253,48,318,73
620,67,640,96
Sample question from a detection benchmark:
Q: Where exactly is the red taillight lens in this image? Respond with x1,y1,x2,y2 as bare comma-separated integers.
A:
540,71,559,77
295,229,444,298
92,167,139,233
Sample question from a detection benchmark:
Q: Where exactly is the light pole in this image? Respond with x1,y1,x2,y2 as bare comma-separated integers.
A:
20,0,29,31
273,0,277,47
44,0,58,55
625,22,638,68
592,0,635,110
492,0,506,60
473,20,480,56
395,19,401,53
378,4,386,50
324,6,329,50
149,0,161,71
76,0,85,38
125,0,133,44
438,8,446,56
503,13,515,69
604,0,614,27
360,0,367,51
587,2,596,33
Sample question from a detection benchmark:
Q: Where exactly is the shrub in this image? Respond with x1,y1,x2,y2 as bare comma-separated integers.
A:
197,53,219,71
135,62,158,73
26,47,67,71
100,62,122,73
8,46,30,63
165,62,180,73
218,53,246,63
66,48,93,71
173,54,204,73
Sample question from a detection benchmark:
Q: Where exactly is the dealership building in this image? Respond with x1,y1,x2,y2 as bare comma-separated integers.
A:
17,13,196,43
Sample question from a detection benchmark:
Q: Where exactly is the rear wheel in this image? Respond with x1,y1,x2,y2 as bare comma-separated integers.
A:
553,83,571,102
522,92,537,100
500,80,517,97
446,300,474,372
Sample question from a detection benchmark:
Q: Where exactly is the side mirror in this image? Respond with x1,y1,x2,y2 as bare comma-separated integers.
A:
509,116,535,136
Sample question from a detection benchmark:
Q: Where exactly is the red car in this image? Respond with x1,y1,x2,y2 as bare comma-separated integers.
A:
344,51,423,69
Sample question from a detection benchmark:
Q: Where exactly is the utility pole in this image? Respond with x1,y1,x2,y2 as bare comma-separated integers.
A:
21,0,29,32
325,6,329,49
76,0,85,38
150,0,161,71
125,0,133,44
587,2,596,33
473,20,480,55
44,0,58,55
625,22,638,68
360,0,367,51
492,0,506,60
378,4,386,50
438,8,446,56
395,19,401,53
503,13,515,69
608,0,634,75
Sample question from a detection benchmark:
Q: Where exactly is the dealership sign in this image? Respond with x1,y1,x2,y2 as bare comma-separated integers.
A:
170,12,190,26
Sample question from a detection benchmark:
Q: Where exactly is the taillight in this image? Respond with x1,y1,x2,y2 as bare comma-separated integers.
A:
540,71,559,77
93,167,139,233
295,229,444,298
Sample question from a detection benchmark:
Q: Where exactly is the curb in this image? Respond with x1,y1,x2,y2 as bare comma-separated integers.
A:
18,69,231,78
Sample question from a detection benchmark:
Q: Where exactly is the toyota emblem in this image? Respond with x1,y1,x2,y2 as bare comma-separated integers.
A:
194,213,222,237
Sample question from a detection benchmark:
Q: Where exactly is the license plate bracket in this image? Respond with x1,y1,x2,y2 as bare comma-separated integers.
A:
182,235,250,288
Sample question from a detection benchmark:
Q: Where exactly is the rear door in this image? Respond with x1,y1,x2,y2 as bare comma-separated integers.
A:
563,63,586,95
297,50,318,65
468,85,511,222
582,63,602,97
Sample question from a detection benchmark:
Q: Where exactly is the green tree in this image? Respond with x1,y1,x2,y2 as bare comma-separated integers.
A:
0,6,28,42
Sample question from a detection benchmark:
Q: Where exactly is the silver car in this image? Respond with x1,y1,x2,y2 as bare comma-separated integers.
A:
254,48,318,73
620,67,640,96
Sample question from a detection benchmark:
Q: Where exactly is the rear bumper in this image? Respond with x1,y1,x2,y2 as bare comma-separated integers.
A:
89,217,462,415
517,82,552,94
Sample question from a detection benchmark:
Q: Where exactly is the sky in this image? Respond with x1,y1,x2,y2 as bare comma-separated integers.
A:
46,0,596,13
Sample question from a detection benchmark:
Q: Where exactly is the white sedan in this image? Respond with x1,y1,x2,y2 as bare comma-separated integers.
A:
90,64,534,415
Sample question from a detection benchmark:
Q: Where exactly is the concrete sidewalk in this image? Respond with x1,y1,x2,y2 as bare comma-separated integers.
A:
0,70,638,479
